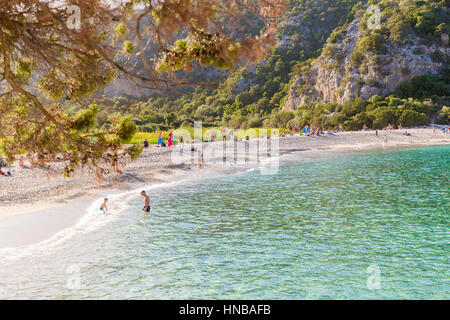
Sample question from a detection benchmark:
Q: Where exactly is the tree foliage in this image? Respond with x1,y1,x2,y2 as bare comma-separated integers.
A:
0,0,286,175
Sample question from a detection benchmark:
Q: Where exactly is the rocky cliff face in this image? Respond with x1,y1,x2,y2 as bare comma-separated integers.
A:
102,65,227,98
284,19,446,111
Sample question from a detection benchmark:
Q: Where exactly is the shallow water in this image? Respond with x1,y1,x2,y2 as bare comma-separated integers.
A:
0,145,448,299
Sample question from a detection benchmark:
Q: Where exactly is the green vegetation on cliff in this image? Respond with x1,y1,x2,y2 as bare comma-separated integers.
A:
85,0,366,130
70,0,449,133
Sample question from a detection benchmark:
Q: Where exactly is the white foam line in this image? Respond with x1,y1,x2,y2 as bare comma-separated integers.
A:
1,162,274,263
0,177,198,263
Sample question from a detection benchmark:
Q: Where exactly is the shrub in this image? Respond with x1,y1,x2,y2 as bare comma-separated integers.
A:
438,106,450,124
369,107,397,129
247,116,263,128
322,45,337,59
350,50,365,67
357,32,385,54
228,114,246,128
397,74,450,98
430,50,444,63
399,109,430,127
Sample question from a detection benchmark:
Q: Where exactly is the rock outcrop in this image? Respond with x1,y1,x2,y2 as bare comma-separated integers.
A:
284,19,446,111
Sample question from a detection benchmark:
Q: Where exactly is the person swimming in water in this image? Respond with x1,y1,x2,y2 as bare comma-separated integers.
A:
100,198,108,214
141,191,150,213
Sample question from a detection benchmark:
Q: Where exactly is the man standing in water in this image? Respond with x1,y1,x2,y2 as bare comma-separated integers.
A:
141,191,151,213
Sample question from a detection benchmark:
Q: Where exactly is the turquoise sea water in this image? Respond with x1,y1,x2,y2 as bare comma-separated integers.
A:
0,145,448,299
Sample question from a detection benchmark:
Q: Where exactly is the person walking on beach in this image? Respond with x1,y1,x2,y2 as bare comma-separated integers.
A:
100,198,108,214
112,156,120,173
141,191,151,213
221,128,227,141
198,150,204,168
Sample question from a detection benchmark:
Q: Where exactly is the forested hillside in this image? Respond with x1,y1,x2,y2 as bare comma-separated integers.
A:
69,0,449,132
284,0,449,129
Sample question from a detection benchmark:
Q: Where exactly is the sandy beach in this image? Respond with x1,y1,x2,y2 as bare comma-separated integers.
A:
1,128,449,223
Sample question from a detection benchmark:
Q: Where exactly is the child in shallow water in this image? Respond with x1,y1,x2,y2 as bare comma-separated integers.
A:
100,198,108,214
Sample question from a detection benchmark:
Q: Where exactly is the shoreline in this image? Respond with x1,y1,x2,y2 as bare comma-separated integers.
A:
1,128,449,227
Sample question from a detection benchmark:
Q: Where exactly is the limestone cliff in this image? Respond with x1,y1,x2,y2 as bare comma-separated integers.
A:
284,19,446,111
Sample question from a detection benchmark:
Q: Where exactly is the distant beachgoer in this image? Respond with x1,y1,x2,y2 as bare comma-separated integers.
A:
19,156,30,169
143,139,149,148
179,135,184,146
0,169,11,176
376,129,378,136
198,150,204,168
141,191,151,213
168,132,174,147
157,133,163,146
221,128,227,141
100,198,108,214
112,156,119,172
245,135,250,141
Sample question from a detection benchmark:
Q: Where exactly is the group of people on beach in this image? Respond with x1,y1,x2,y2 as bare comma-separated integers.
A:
301,124,340,136
148,132,185,148
0,166,11,176
141,132,180,149
303,125,324,136
141,126,334,148
0,157,9,176
157,132,177,147
0,156,33,177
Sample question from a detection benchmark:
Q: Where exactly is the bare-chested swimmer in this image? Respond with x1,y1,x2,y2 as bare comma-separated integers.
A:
141,191,150,213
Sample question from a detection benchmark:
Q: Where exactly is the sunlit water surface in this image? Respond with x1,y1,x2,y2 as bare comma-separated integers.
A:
0,145,448,299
